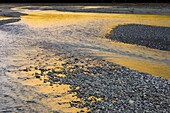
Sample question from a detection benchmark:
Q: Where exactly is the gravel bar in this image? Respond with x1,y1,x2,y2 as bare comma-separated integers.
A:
0,19,20,26
107,24,170,51
40,50,170,113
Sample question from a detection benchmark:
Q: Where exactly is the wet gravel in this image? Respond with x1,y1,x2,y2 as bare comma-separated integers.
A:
39,50,170,113
107,24,170,51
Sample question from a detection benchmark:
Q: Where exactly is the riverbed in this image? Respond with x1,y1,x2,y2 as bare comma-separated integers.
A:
0,4,170,113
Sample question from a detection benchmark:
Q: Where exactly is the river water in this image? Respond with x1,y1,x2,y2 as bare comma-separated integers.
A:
17,10,170,79
0,7,170,112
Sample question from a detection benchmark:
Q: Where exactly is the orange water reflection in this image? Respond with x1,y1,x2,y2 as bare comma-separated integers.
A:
6,47,87,112
17,10,170,79
3,8,169,112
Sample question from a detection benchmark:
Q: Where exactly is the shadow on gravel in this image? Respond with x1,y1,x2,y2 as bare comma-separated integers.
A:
106,24,170,51
0,19,21,26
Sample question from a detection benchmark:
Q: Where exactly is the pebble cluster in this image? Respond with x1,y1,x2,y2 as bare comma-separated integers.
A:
33,52,170,113
107,24,170,51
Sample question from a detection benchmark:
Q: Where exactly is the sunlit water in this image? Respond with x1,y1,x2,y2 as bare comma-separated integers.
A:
1,8,170,112
0,16,11,20
18,10,170,79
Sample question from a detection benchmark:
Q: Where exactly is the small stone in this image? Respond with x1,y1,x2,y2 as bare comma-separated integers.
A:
26,100,37,103
53,111,60,113
35,73,41,78
44,79,48,83
23,67,30,72
50,82,53,86
35,75,41,78
54,95,61,98
80,110,85,112
35,66,38,70
52,69,56,73
129,100,134,104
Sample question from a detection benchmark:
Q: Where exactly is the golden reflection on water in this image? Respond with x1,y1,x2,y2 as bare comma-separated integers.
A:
3,9,169,112
14,71,86,112
0,16,11,20
0,16,6,18
19,11,92,28
89,38,170,79
18,10,170,79
100,14,170,79
6,47,87,112
19,10,170,28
